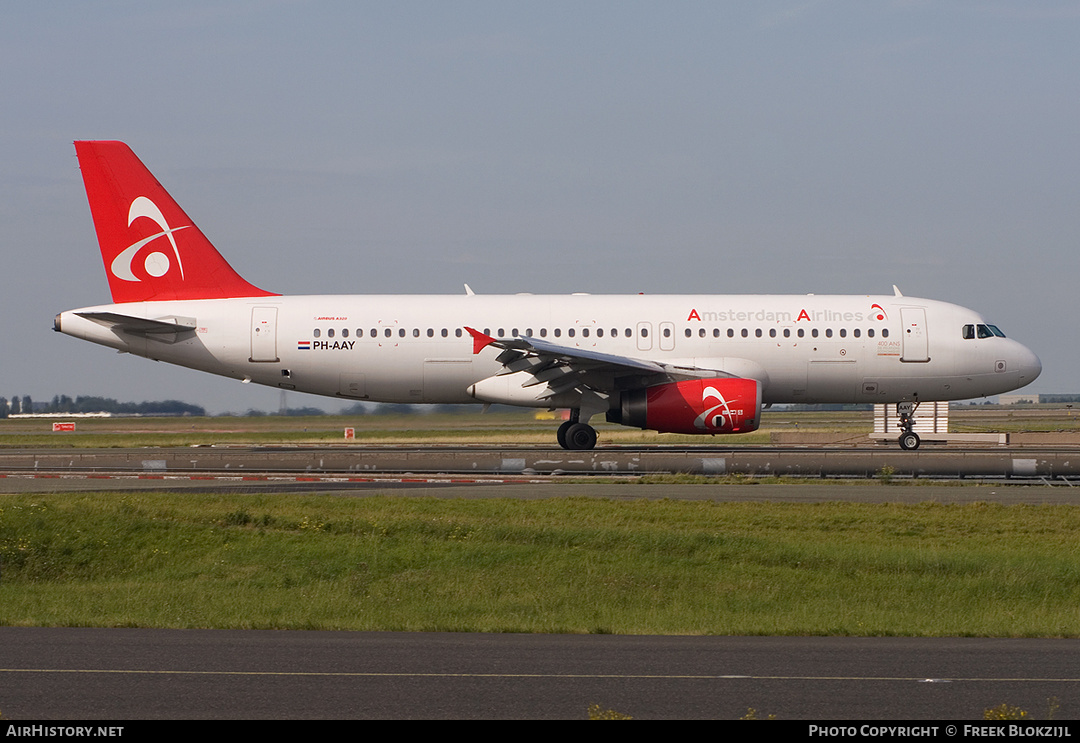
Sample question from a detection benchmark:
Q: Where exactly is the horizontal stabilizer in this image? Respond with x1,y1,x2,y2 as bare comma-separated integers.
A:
75,311,197,334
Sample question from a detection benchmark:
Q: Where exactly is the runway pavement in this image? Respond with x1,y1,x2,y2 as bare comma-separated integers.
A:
2,444,1080,479
2,476,1080,504
1,629,1078,719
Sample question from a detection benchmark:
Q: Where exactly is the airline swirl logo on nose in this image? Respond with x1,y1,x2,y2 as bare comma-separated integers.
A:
110,196,189,282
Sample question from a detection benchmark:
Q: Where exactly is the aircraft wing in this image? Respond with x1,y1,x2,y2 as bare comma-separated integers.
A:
465,326,736,400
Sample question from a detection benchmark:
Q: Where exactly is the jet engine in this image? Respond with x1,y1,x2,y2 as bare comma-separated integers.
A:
607,378,761,435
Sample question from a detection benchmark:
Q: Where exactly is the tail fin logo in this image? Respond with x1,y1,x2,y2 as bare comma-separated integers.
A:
110,196,190,282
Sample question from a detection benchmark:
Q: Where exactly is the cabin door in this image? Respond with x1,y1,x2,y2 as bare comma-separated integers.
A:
250,306,279,362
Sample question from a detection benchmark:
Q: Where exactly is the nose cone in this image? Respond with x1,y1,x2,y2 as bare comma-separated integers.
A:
1017,343,1042,386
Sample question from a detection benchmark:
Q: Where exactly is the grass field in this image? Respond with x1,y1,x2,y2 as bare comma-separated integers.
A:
2,492,1079,636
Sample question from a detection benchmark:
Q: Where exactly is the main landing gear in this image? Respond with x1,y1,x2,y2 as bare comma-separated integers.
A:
556,409,598,450
896,401,921,450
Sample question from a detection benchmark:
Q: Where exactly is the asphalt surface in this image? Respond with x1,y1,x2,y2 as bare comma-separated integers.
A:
3,443,1080,479
1,629,1078,720
2,475,1080,504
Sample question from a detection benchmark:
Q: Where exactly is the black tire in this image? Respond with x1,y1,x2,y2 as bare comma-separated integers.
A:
899,431,920,450
565,423,597,451
556,420,573,449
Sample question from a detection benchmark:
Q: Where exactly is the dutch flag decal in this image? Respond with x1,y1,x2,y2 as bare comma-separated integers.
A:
297,340,310,350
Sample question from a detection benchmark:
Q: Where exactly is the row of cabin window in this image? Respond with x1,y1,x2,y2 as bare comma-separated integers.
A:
312,326,890,340
313,327,465,339
687,327,888,339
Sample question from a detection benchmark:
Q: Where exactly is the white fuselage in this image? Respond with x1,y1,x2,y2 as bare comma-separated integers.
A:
56,293,1042,409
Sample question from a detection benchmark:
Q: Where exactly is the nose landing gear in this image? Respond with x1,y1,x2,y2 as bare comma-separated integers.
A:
896,401,921,450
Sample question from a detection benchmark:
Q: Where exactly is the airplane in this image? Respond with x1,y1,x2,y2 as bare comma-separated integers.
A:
55,141,1042,451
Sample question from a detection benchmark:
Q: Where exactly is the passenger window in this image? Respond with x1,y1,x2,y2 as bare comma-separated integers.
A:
582,328,589,338
342,328,349,338
825,329,832,338
769,328,776,338
328,328,335,338
783,329,790,338
755,329,762,338
554,329,561,337
798,329,805,338
853,329,860,338
384,329,392,338
727,329,734,338
882,329,889,338
455,328,462,337
441,329,448,337
812,329,819,338
868,328,875,338
540,328,547,338
597,328,604,338
313,329,321,338
741,329,748,338
568,328,575,337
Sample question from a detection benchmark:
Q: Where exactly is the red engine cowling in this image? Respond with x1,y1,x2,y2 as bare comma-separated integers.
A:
607,378,761,435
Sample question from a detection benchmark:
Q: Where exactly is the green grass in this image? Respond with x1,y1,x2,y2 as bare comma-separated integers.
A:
2,494,1079,636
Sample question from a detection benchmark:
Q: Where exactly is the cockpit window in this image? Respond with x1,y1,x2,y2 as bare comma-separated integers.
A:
967,323,1006,339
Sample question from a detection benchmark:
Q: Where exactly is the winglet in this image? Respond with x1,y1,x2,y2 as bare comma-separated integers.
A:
465,326,496,355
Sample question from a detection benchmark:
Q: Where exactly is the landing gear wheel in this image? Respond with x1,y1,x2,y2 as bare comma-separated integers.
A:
898,431,921,451
564,422,597,451
556,420,573,449
895,401,921,451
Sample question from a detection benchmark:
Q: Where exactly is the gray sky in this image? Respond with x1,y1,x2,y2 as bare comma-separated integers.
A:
2,1,1076,413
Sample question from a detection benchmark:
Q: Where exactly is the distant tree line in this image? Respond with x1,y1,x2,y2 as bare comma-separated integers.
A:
0,395,205,418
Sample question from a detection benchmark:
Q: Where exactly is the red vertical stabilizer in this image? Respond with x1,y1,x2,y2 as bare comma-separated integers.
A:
74,141,277,303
